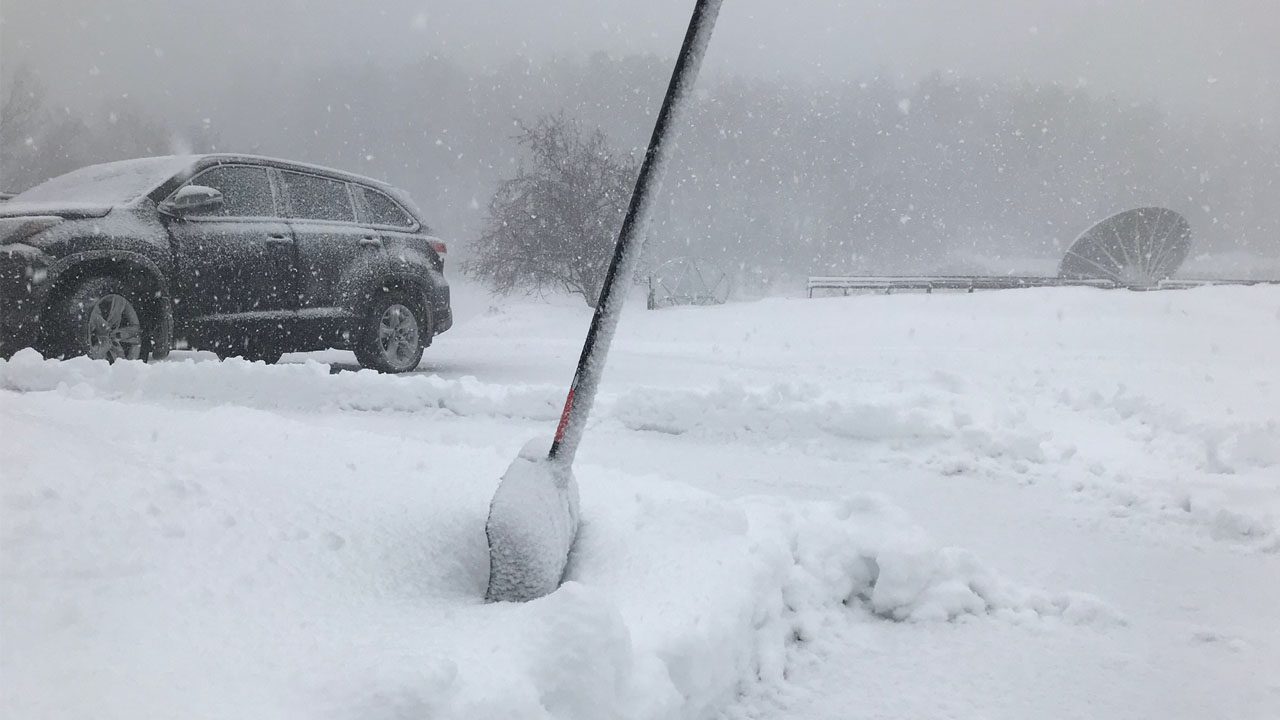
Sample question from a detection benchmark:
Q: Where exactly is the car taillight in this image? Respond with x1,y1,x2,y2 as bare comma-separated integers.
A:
429,240,447,255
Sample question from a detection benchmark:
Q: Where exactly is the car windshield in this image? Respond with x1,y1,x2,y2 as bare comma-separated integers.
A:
12,156,197,205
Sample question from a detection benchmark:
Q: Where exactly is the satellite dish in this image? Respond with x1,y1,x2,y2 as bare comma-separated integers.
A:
1059,207,1191,286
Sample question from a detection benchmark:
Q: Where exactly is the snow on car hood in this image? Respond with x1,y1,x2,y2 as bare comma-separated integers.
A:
7,155,198,212
0,202,114,220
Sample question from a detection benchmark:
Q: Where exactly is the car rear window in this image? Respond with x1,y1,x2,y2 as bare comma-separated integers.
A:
183,165,275,217
280,170,355,223
356,186,415,228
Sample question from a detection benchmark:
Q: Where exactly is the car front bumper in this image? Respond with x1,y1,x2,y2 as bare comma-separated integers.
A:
0,243,54,357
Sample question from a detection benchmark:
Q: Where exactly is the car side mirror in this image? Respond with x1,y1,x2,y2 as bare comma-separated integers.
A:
160,185,223,216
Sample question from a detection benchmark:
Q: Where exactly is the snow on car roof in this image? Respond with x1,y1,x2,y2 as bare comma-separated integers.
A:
14,154,400,209
198,153,396,190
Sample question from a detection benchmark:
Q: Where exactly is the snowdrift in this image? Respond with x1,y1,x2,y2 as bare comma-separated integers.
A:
1,363,1118,720
0,349,1046,467
5,284,1277,718
7,339,1275,556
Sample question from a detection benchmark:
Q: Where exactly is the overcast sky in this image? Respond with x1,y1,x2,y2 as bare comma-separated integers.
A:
3,0,1278,123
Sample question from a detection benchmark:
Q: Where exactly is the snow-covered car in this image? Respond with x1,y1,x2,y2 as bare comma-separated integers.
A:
0,154,451,372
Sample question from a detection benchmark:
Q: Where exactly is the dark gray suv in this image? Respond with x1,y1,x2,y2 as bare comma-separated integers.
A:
0,154,451,372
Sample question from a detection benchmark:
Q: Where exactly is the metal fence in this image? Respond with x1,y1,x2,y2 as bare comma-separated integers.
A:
806,275,1280,297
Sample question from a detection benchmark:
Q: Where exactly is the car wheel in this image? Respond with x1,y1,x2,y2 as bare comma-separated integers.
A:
58,277,151,362
355,290,426,373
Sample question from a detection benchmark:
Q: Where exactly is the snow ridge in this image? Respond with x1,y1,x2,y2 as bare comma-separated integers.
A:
0,349,564,419
1,364,1121,720
553,482,1123,720
5,349,1275,555
0,351,1003,455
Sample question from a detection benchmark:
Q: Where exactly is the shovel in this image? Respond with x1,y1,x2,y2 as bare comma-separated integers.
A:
484,0,724,603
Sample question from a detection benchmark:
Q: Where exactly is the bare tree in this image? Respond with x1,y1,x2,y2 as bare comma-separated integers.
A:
467,115,637,307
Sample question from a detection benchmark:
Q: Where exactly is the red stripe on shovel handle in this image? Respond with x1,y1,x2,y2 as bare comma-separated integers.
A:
554,388,576,444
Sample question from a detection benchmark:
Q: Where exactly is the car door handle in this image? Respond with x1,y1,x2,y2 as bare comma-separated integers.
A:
265,234,291,245
359,237,383,248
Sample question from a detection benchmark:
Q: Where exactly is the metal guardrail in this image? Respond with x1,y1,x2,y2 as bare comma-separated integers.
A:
806,275,1280,297
807,275,1114,297
1151,278,1280,290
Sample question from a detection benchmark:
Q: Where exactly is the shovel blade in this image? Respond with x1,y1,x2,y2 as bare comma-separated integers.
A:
485,442,580,603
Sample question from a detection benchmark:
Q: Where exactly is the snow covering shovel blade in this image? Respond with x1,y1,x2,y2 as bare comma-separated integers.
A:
484,0,724,603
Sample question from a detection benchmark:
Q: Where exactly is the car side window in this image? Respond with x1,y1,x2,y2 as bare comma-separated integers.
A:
281,171,355,223
183,165,275,218
356,186,415,228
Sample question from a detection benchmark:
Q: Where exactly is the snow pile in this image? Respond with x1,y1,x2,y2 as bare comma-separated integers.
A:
559,479,1123,720
0,348,564,420
0,351,1050,468
609,379,950,444
5,284,1277,719
1044,380,1280,552
0,384,1117,720
1055,383,1280,476
740,495,1120,625
609,378,1052,475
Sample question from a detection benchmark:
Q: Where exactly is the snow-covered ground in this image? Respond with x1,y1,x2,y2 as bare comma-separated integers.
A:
3,283,1278,719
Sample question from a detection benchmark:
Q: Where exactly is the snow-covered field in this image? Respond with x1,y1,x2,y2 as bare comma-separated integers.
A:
3,283,1278,719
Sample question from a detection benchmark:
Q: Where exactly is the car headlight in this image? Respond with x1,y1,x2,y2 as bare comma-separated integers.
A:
0,216,63,245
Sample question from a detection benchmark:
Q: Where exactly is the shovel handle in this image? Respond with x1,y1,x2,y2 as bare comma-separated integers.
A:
548,0,724,464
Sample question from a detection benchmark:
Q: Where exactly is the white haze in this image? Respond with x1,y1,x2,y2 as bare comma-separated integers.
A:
3,0,1279,282
6,0,1279,121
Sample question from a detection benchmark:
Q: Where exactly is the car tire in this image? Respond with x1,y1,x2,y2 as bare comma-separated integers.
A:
354,288,427,373
57,276,152,363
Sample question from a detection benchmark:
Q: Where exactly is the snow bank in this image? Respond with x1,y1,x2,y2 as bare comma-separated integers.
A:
0,386,1117,720
0,350,1044,465
609,379,950,443
0,348,564,420
1048,381,1280,552
572,481,1121,720
6,284,1276,719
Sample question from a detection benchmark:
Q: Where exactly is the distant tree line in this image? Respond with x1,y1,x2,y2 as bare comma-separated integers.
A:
3,54,1278,292
0,67,218,192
